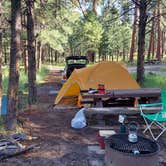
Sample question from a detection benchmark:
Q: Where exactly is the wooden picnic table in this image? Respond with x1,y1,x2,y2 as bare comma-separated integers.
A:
81,88,161,107
81,88,162,126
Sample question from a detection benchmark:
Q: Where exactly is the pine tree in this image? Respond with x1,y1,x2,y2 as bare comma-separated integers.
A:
6,0,21,130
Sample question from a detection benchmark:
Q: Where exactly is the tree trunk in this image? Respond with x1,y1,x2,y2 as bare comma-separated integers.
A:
147,9,155,61
6,0,21,130
136,0,147,85
93,0,98,15
162,31,165,56
23,40,28,73
152,26,156,59
26,0,37,105
129,5,138,62
4,44,7,64
0,0,2,115
54,50,58,62
37,41,42,70
51,48,54,64
41,45,45,63
156,0,161,61
122,47,126,61
161,31,165,58
48,45,51,64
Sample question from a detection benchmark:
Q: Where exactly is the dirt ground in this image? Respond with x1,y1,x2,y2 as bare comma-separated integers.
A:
1,69,166,166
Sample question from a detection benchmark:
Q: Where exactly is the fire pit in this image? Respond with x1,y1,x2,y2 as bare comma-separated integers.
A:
105,134,159,166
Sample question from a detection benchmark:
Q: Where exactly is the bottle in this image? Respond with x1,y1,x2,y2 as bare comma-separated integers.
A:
134,98,139,107
98,84,105,94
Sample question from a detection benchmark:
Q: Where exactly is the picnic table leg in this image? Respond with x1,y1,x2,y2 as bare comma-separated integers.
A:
93,97,103,107
93,97,105,125
96,114,105,125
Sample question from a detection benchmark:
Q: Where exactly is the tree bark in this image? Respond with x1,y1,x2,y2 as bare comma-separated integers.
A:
0,0,2,115
54,50,58,62
93,0,98,15
162,31,165,56
23,40,28,73
129,5,138,62
4,43,7,64
152,26,156,59
6,0,21,130
156,0,161,61
123,48,126,61
147,9,155,61
136,0,147,85
37,41,42,70
26,0,37,105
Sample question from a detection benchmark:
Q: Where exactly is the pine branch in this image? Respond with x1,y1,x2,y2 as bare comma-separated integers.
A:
105,6,136,24
131,0,140,7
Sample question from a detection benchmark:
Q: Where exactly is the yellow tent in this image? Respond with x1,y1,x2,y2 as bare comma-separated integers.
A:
55,61,140,106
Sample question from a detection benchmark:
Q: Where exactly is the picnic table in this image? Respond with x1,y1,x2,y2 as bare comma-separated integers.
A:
81,88,161,108
81,88,161,126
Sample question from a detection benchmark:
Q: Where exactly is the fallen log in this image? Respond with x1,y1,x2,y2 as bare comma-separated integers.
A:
0,144,38,161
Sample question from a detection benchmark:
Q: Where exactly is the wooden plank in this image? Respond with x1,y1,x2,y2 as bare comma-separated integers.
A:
85,106,161,115
113,88,161,98
82,93,113,99
80,98,94,104
53,105,78,110
88,125,149,130
89,125,119,130
82,88,161,99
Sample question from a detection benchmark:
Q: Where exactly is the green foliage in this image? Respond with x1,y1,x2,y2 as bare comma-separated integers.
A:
0,117,5,131
83,13,103,47
99,4,132,57
160,68,166,72
36,67,49,83
38,30,68,52
2,66,49,94
143,73,166,89
2,67,9,94
69,11,103,55
36,1,80,53
2,66,49,111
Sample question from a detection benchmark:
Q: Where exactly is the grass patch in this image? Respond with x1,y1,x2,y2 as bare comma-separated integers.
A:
132,73,166,88
143,73,166,88
36,67,49,83
160,67,166,72
2,66,50,111
0,117,5,131
2,66,50,94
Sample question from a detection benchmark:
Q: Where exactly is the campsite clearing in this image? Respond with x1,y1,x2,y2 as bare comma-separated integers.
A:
1,69,166,166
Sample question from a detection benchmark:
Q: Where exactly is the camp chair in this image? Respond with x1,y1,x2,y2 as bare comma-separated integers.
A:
139,90,166,141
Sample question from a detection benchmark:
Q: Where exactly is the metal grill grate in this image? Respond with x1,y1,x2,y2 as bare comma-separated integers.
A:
109,134,159,154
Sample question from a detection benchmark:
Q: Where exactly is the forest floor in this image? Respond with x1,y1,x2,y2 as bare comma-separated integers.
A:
1,68,166,166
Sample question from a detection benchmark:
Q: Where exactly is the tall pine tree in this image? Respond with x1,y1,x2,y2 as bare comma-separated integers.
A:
6,0,21,130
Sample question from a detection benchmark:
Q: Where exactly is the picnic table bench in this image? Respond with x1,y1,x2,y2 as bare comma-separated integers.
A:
85,106,161,116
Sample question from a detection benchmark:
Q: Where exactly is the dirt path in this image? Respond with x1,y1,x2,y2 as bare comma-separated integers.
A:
1,69,102,166
1,69,166,166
